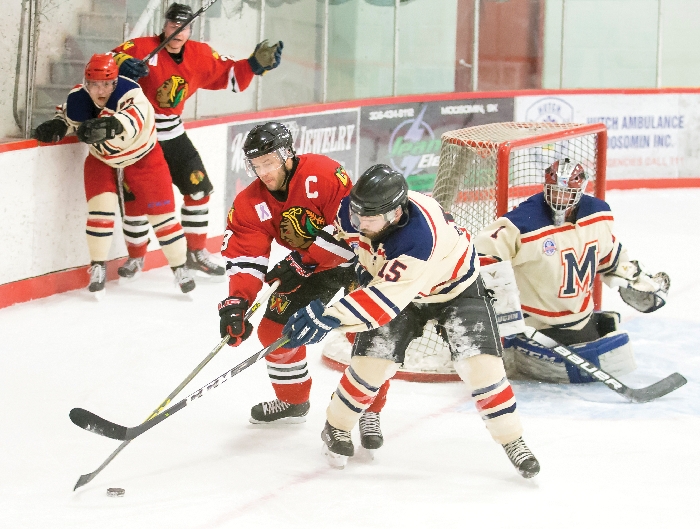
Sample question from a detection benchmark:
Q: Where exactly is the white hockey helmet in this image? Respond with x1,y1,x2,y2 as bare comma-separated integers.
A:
543,158,589,226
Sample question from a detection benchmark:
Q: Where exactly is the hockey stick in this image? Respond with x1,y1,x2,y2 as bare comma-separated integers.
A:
521,327,687,403
141,0,220,63
115,167,125,221
70,334,291,442
72,280,279,490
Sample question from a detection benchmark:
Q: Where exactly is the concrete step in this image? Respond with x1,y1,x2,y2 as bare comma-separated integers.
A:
49,59,86,86
79,13,127,40
64,35,122,61
33,84,74,110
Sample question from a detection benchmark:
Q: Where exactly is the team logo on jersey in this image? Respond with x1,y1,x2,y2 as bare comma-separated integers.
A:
279,206,325,249
255,202,272,222
543,238,557,256
559,242,598,298
189,170,205,186
155,75,189,108
268,293,291,315
121,41,135,50
227,205,235,224
335,166,349,186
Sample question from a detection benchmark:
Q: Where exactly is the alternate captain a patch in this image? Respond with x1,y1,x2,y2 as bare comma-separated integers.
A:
335,166,350,187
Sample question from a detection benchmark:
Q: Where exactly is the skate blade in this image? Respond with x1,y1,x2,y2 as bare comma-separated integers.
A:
356,446,376,461
91,289,106,301
322,444,348,469
249,416,308,425
117,272,141,283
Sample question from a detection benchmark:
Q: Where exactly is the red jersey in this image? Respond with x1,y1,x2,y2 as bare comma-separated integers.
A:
221,154,355,303
113,37,254,140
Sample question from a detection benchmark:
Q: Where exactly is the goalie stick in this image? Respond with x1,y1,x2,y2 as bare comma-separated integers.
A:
70,335,291,442
522,327,686,403
72,280,279,490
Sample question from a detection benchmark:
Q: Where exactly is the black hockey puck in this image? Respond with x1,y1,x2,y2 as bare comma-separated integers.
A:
106,487,125,497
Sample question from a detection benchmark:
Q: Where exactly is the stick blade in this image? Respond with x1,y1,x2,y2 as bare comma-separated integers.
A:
73,472,94,491
69,408,128,441
621,373,687,403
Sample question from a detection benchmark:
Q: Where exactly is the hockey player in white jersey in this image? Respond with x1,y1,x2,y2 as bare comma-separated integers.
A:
282,164,540,478
32,53,194,295
473,158,670,383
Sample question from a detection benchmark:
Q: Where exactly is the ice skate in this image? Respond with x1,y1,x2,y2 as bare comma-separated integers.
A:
502,437,540,478
359,411,383,450
172,265,196,294
249,399,310,424
186,248,225,277
87,262,106,300
321,421,354,469
117,256,144,280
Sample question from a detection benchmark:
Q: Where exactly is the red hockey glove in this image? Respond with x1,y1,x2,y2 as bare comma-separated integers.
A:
264,251,314,294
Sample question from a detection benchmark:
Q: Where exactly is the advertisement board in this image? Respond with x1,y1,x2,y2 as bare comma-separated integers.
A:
359,98,514,192
515,94,700,180
225,109,360,209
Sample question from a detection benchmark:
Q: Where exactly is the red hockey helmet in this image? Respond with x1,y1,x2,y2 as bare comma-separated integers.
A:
84,54,119,82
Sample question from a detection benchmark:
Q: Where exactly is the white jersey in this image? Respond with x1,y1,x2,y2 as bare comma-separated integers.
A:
324,191,478,333
473,192,627,330
61,76,157,168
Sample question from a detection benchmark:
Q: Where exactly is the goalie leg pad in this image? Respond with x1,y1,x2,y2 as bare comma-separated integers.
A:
479,261,526,337
504,331,635,383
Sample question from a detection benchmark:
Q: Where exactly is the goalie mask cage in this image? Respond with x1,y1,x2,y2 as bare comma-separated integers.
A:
322,122,608,382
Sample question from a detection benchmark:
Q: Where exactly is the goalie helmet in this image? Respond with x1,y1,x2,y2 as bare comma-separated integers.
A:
164,3,194,24
349,164,408,233
543,158,589,226
84,54,118,81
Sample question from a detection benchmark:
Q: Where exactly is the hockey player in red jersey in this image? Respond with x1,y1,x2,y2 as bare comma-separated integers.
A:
218,122,391,431
473,158,671,383
32,53,194,296
111,2,283,279
283,165,540,477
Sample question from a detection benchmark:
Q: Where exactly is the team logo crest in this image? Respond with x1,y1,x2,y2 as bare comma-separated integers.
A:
227,205,235,224
279,206,325,249
335,166,350,186
268,293,291,314
121,41,135,50
189,170,205,186
543,238,557,256
156,75,189,109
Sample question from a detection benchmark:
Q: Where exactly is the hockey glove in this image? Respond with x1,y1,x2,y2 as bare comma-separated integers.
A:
265,251,314,294
283,299,340,349
119,57,149,81
218,296,253,347
32,118,68,143
76,117,124,144
354,259,373,288
248,40,283,75
604,260,670,313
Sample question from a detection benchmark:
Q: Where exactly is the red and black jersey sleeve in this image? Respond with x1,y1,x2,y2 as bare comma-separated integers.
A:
190,42,254,93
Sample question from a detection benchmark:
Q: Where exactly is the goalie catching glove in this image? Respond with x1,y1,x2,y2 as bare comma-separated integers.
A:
76,116,124,145
283,299,340,348
248,40,283,75
603,260,670,313
218,297,252,347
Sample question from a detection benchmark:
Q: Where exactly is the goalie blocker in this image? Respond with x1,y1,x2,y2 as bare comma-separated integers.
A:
480,262,636,384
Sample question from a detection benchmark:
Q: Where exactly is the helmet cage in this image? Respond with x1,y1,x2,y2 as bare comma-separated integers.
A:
244,147,293,179
543,159,588,225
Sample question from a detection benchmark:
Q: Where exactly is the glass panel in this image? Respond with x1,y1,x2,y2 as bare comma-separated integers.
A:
660,0,700,87
396,0,459,96
259,0,325,109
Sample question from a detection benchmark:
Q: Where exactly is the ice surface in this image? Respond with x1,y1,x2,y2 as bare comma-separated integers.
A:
1,189,698,528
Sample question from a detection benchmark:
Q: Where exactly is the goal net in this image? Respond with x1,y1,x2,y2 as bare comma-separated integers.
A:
321,122,608,381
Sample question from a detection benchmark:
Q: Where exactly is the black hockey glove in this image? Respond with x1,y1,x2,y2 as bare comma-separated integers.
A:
218,296,252,347
265,251,314,294
248,40,283,75
354,259,373,288
119,58,149,81
283,299,340,349
32,118,68,143
76,117,124,144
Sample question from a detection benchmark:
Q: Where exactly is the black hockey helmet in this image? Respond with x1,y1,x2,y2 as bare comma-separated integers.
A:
243,122,295,160
165,3,194,24
350,164,408,217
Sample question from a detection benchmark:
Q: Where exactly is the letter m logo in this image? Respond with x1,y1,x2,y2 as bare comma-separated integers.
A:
559,242,598,298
